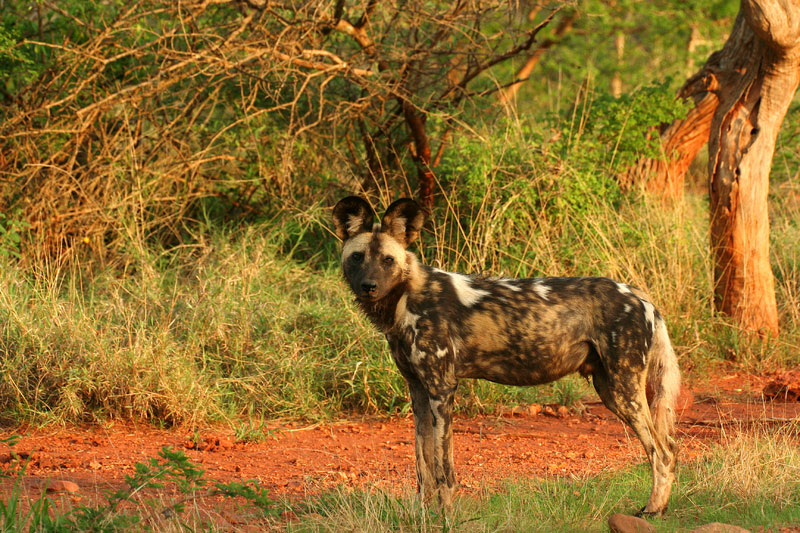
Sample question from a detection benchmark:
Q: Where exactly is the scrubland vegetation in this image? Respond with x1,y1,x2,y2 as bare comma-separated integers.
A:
1,0,799,529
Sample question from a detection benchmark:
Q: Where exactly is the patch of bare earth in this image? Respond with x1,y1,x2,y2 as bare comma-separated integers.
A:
1,370,798,527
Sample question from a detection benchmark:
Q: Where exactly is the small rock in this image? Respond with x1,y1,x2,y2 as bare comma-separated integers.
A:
763,374,800,402
527,403,542,416
46,480,80,493
556,405,570,417
608,513,655,533
690,523,750,533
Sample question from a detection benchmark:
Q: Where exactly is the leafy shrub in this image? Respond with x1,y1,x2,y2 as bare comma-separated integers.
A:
555,80,691,174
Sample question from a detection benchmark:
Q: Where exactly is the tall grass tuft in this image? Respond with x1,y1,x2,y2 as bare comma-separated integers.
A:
0,216,405,425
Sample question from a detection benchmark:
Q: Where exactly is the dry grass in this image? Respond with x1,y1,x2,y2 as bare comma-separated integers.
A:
692,425,800,505
292,425,800,532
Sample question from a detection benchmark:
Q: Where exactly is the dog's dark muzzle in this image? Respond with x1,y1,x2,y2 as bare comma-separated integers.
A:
360,281,378,299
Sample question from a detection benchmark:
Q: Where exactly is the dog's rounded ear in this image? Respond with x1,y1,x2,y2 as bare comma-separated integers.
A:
333,196,377,241
380,198,425,248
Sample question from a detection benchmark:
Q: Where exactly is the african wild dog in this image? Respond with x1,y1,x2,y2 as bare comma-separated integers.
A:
332,196,681,516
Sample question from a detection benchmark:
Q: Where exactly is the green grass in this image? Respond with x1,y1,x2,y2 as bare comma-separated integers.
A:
0,221,403,425
291,426,800,532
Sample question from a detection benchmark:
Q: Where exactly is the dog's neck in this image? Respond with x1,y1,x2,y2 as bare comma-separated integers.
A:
357,282,409,333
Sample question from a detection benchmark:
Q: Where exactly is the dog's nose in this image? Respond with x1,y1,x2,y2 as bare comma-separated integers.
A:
361,282,377,294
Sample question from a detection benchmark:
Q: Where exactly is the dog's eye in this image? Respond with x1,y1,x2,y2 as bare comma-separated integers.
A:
351,252,364,263
383,256,394,265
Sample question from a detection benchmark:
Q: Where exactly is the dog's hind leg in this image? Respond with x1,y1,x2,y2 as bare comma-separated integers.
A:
592,366,675,515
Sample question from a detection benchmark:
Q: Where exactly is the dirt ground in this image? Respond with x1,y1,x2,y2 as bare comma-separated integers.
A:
1,369,799,527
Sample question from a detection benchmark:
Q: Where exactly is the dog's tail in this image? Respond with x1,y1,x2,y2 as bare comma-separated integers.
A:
646,316,680,444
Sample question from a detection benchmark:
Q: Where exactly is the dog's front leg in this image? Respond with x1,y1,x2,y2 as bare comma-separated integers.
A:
407,376,437,504
429,388,456,510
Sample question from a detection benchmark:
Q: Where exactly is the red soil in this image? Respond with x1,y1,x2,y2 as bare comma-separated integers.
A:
1,369,799,526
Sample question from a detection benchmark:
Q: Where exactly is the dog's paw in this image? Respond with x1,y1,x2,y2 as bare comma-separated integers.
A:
634,505,663,518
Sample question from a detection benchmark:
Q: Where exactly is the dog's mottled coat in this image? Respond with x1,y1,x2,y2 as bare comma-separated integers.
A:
333,196,681,515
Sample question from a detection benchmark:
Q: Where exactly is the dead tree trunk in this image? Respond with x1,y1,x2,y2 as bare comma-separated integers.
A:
707,0,800,337
624,1,800,335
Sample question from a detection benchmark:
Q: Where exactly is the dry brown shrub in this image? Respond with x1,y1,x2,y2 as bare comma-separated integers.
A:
1,1,561,263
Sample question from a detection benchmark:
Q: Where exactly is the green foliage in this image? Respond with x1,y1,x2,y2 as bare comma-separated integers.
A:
772,100,800,184
436,118,619,256
0,23,34,93
234,417,281,443
0,210,28,260
0,222,408,424
437,82,688,261
521,0,739,111
557,81,692,174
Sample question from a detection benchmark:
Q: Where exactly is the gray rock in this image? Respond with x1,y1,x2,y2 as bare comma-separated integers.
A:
608,513,656,533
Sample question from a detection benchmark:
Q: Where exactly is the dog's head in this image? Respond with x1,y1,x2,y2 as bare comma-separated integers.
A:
332,196,425,301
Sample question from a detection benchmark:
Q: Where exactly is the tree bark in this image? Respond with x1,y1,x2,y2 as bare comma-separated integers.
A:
707,0,800,337
403,101,435,211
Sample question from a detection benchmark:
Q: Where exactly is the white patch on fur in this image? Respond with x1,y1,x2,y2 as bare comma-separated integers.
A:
395,294,409,325
403,310,420,333
624,303,632,313
617,283,632,295
642,300,656,331
497,278,522,292
533,280,551,300
611,331,617,344
435,347,448,359
449,336,461,361
411,344,426,364
447,272,489,307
